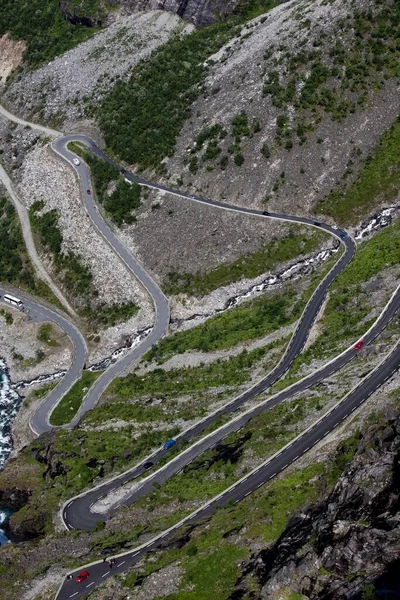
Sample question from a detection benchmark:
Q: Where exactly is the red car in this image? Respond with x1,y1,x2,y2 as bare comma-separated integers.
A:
76,570,90,583
354,341,364,350
87,189,91,195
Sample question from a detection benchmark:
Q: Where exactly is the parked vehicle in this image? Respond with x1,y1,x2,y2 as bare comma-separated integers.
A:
163,439,176,450
3,294,24,311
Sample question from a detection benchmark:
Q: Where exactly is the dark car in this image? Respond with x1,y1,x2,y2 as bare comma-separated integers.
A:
76,570,90,583
340,232,347,239
354,341,364,350
87,189,91,195
121,169,128,176
313,221,321,226
262,210,270,216
143,461,154,470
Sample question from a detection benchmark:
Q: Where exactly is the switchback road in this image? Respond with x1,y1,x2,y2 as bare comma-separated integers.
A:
0,104,397,600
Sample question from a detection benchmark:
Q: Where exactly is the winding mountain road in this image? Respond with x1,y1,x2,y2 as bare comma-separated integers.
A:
50,136,399,600
0,105,398,600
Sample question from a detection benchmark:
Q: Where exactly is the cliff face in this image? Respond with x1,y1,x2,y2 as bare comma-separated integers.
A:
121,0,240,26
240,411,400,600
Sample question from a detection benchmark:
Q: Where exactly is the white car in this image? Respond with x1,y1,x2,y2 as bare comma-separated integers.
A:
73,158,80,166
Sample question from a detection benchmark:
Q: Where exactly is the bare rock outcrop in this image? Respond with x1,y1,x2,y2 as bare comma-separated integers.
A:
237,412,400,599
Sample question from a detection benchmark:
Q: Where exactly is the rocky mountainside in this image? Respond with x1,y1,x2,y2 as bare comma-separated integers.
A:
166,0,400,219
238,410,400,600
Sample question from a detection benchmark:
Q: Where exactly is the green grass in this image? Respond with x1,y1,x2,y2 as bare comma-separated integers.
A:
102,344,273,407
33,381,58,399
49,371,101,426
37,323,59,346
87,340,285,427
269,218,400,390
119,463,327,599
0,0,101,68
145,288,303,363
134,393,330,510
164,229,328,296
316,116,400,224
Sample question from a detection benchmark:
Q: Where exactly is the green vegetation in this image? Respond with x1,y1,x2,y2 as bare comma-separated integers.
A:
0,0,101,68
86,153,141,226
80,301,139,328
98,2,279,169
7,423,180,537
135,393,331,509
263,2,400,149
271,218,400,391
37,323,59,346
316,116,400,224
30,200,94,298
145,287,303,363
0,309,13,325
0,196,35,288
33,381,58,399
29,200,138,324
49,370,101,426
88,341,284,427
0,196,62,308
106,345,270,403
164,228,327,296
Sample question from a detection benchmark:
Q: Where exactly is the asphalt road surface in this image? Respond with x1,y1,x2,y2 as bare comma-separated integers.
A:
1,105,398,600
51,136,400,600
57,335,400,600
0,287,87,436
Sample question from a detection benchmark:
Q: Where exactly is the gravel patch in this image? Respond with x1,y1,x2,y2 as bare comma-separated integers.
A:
0,308,72,382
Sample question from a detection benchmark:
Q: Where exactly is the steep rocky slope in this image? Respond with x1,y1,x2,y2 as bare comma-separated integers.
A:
247,410,400,600
167,0,400,219
3,11,192,130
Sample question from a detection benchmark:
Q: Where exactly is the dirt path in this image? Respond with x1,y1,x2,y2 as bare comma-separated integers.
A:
0,161,76,316
0,102,62,136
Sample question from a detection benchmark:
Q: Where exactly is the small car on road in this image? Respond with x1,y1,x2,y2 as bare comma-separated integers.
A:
340,232,347,239
143,461,154,469
163,439,176,450
262,211,270,216
87,189,91,195
354,341,364,350
76,571,90,583
73,158,80,166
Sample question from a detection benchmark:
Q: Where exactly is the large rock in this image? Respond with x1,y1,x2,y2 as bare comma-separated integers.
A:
240,412,400,599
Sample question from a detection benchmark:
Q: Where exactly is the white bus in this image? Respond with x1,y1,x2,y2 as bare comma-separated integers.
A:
3,294,24,310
